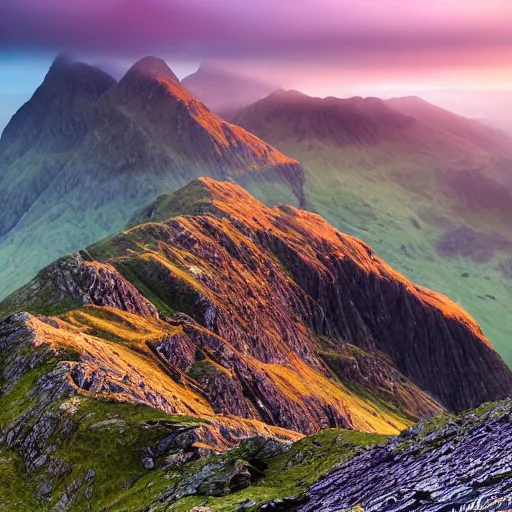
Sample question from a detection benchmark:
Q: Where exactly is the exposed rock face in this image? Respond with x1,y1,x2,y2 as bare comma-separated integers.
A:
0,252,158,318
3,179,510,444
0,54,305,301
229,88,512,369
87,178,511,414
319,345,442,421
1,179,512,510
300,401,512,512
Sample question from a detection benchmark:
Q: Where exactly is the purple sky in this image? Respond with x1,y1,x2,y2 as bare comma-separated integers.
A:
1,1,511,63
1,0,512,132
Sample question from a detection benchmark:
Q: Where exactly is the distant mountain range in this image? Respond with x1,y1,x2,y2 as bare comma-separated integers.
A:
1,177,510,509
230,89,512,365
182,62,276,119
0,55,303,300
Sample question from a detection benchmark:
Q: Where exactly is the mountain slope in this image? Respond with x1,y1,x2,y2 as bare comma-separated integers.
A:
1,178,511,510
231,90,512,365
387,95,512,157
0,55,304,301
3,178,510,415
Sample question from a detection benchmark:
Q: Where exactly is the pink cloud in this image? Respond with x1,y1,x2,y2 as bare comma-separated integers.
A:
1,0,511,62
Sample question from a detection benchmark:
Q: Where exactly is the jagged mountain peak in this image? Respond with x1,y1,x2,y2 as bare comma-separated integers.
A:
3,177,511,435
42,52,116,90
130,178,223,224
0,54,306,299
112,56,184,104
0,53,116,154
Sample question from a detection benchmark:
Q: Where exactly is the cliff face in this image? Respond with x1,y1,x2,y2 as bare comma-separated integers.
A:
0,55,304,301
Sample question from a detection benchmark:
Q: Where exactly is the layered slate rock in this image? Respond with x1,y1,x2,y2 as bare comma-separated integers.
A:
300,401,512,512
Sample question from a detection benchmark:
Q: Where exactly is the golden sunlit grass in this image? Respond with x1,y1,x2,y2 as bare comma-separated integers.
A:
258,355,410,435
57,177,497,437
25,310,304,447
22,299,409,437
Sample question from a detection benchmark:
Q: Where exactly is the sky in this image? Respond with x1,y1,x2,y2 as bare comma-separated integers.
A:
1,0,512,132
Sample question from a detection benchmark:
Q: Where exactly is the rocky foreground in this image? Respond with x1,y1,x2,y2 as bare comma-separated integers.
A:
299,401,512,512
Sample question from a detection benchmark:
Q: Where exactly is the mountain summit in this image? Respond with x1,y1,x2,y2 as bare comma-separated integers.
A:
125,56,181,82
182,62,277,118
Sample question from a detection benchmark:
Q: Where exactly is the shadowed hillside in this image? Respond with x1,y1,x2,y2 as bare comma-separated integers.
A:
231,90,512,365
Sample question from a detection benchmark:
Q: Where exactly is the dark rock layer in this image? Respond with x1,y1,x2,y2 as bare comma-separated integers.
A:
300,402,512,512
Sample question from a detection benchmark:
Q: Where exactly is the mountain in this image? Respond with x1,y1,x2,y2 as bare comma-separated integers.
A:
230,90,512,366
182,62,276,119
0,55,304,301
1,178,510,510
387,95,512,157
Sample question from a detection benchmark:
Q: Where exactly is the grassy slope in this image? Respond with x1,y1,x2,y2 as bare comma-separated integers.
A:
0,327,389,511
0,360,205,511
272,141,512,365
0,164,299,307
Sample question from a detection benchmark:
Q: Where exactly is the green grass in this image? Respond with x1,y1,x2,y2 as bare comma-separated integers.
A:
48,399,204,510
0,363,59,428
0,448,44,511
162,429,388,512
272,141,512,366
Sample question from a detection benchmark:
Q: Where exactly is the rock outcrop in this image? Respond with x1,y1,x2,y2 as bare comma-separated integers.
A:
300,401,512,511
88,178,512,414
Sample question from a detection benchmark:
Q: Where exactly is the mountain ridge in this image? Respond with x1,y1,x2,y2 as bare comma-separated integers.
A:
0,55,305,302
1,178,511,510
228,88,512,365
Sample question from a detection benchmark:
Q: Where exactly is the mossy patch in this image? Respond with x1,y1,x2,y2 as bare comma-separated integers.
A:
0,448,43,511
164,429,388,511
